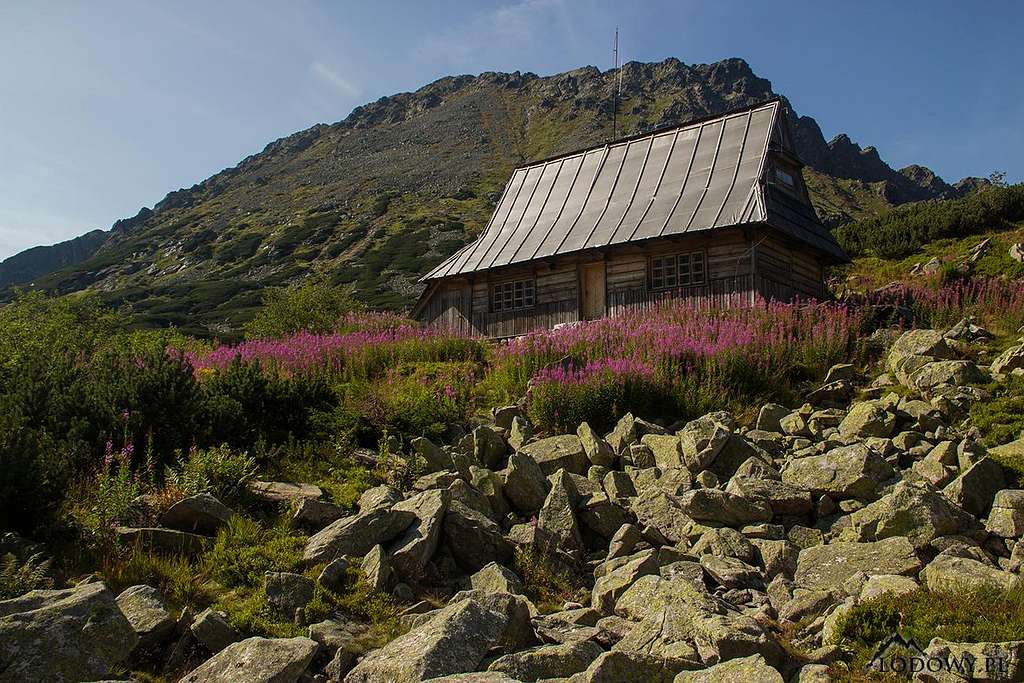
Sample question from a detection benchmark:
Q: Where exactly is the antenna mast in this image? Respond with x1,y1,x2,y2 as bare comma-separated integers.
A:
611,27,619,140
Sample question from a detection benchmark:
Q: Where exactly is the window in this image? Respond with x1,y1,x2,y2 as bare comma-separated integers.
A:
650,251,706,290
491,279,535,312
775,166,795,187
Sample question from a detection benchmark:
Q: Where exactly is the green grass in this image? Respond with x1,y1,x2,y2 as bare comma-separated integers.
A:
102,548,215,613
513,546,582,614
836,223,1024,293
259,441,373,509
830,586,1024,679
205,516,306,589
971,376,1024,484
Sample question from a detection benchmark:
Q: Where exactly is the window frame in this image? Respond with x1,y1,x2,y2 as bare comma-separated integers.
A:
490,278,536,313
649,250,707,291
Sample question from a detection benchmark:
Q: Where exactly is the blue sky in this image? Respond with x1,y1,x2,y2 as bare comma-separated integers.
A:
1,1,1021,259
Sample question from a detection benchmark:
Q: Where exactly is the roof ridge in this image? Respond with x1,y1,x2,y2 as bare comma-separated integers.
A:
517,98,783,170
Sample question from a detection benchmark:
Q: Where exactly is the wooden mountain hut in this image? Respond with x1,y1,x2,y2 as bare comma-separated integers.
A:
412,99,848,337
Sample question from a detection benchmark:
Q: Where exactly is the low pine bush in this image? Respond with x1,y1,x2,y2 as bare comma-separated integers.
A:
835,183,1024,259
832,586,1024,673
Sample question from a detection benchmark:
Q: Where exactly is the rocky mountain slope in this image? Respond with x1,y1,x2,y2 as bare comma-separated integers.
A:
0,229,107,288
10,58,977,335
5,323,1023,681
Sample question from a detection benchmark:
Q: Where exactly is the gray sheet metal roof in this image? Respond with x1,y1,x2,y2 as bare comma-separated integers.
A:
423,100,844,281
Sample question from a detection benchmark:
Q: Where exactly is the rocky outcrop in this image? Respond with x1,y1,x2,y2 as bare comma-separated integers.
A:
0,582,138,682
181,636,318,683
17,321,1015,682
302,502,416,565
345,598,508,682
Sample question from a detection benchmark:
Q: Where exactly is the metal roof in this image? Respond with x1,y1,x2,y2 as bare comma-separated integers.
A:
423,100,845,281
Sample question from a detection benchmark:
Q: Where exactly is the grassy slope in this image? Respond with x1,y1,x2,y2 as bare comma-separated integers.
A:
833,221,1024,292
804,168,896,227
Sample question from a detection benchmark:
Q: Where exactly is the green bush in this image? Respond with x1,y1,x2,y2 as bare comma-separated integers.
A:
513,546,582,614
86,343,204,470
216,587,304,638
527,364,668,434
165,444,258,504
200,359,335,452
244,276,363,339
835,183,1024,259
0,397,78,534
258,439,372,509
349,362,476,440
73,449,145,567
833,586,1024,672
205,516,304,589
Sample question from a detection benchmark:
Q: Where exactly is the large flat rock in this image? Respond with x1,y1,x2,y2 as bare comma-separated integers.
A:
303,504,416,565
519,435,587,476
181,636,318,683
795,537,921,590
345,598,508,682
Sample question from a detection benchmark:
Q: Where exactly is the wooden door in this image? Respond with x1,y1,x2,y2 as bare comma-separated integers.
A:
580,262,606,320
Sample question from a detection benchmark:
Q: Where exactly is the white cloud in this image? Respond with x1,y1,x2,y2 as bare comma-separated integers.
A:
311,61,361,98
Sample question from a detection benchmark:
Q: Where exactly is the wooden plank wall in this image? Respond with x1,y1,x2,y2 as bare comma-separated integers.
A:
603,230,755,315
417,227,827,337
605,229,752,293
468,262,580,338
418,281,473,335
755,232,825,300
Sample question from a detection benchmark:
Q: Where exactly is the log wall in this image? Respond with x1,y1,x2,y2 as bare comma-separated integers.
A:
417,226,827,337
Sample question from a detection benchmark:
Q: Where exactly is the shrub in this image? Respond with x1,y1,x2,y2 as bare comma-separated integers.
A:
243,276,363,339
355,362,476,440
832,586,1024,673
528,358,665,433
165,444,258,505
257,439,372,510
513,545,581,614
199,358,335,452
835,183,1024,259
0,397,78,535
205,516,304,589
73,445,145,568
0,552,53,599
86,343,204,471
216,587,304,638
495,298,863,431
861,277,1024,335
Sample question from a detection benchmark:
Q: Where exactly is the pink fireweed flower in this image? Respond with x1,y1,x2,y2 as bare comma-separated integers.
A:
185,324,465,375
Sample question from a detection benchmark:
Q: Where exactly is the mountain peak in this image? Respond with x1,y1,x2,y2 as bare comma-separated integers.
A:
4,57,969,332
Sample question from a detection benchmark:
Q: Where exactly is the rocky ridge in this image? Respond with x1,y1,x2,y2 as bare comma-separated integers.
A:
3,319,1024,680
